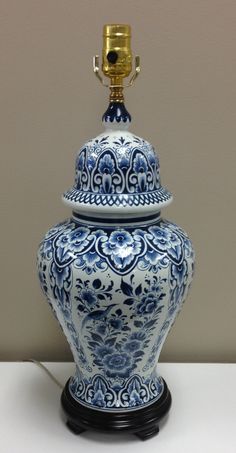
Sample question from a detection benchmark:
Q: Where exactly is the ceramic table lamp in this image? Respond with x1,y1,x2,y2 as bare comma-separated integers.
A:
37,24,195,440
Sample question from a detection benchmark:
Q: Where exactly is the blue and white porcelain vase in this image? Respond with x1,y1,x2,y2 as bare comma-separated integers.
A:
37,25,194,439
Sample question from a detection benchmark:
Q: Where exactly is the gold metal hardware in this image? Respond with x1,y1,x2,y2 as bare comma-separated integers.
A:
93,24,140,102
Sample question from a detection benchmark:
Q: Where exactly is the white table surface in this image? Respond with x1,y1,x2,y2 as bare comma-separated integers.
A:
0,362,235,453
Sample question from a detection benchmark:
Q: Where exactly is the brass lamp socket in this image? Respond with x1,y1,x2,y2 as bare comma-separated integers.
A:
102,24,132,100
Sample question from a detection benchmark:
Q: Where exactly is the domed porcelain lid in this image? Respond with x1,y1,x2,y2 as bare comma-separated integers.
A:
63,105,172,217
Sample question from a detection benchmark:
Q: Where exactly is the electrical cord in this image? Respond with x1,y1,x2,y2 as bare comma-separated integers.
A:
23,359,64,389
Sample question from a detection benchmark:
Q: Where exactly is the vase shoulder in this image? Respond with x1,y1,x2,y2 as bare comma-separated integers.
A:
37,216,194,277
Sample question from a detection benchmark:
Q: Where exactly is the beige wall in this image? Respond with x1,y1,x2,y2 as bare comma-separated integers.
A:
1,0,235,362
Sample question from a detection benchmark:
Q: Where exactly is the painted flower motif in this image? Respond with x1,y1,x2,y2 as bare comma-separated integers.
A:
109,230,133,248
95,345,114,359
79,288,97,307
140,250,169,272
68,227,90,252
96,322,107,335
98,154,115,175
123,339,141,353
149,226,183,263
55,224,89,263
56,232,72,250
129,331,146,341
101,239,142,269
145,250,162,265
127,241,142,256
150,226,181,250
74,251,106,275
103,352,134,378
133,152,148,173
101,241,117,255
137,293,158,314
101,230,142,269
108,318,123,330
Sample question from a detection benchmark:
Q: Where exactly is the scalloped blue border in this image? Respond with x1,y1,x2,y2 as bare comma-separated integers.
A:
63,187,172,207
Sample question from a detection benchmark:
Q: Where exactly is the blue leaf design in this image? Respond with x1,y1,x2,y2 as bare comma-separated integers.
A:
106,282,114,292
91,332,103,343
134,320,143,328
135,283,142,296
124,298,135,306
133,351,144,357
93,279,101,289
145,319,157,329
105,338,116,346
88,341,99,348
121,280,133,296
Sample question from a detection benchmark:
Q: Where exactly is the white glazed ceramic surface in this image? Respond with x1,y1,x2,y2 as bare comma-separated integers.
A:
37,117,194,411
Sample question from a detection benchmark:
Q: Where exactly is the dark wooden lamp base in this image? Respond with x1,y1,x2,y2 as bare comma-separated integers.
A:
61,378,171,441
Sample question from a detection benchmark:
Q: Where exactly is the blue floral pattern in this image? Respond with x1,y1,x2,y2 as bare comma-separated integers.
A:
68,134,163,197
69,372,164,409
38,219,191,276
37,216,194,409
37,104,195,412
63,132,173,209
75,274,165,383
79,147,157,194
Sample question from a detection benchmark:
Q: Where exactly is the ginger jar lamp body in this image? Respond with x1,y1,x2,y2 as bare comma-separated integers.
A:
37,25,195,440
